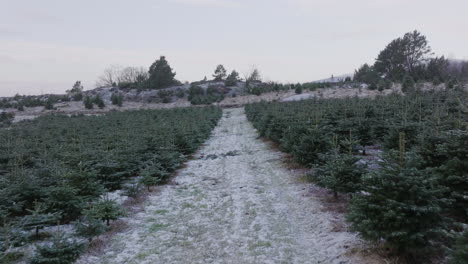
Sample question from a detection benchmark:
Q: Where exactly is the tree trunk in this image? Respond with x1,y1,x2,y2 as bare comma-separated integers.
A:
362,146,366,156
106,219,110,226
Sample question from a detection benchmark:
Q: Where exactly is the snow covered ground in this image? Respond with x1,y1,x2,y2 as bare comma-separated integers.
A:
77,108,381,264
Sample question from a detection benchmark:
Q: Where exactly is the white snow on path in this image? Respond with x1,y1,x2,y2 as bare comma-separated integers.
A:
77,108,378,264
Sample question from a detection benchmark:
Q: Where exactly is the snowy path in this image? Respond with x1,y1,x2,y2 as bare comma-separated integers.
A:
78,108,374,264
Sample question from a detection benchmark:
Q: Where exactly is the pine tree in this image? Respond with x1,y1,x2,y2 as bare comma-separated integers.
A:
347,151,448,255
213,65,227,81
147,56,177,89
225,70,240,86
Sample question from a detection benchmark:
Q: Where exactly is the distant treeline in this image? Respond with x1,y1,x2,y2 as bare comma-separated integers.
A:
354,30,468,90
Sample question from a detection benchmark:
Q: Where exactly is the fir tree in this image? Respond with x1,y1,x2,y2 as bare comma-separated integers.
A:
449,229,468,264
347,151,448,255
20,202,60,237
84,197,125,226
316,152,365,198
73,216,107,242
30,233,85,264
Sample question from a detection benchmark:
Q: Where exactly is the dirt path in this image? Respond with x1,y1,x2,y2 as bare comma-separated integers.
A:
78,108,376,264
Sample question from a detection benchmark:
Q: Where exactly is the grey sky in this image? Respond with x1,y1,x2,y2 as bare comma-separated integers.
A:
1,0,467,96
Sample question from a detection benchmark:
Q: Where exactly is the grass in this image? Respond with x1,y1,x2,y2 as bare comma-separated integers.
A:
154,209,169,215
149,223,170,232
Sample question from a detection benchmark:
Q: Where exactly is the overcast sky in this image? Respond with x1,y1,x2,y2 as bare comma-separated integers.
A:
1,0,467,96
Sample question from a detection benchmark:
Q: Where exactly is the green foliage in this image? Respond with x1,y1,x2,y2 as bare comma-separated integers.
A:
83,197,125,226
43,185,84,222
225,70,240,86
402,75,415,93
73,216,107,242
347,151,448,254
147,56,177,89
68,81,84,94
246,89,467,258
188,85,224,105
72,93,83,101
111,93,123,106
20,202,60,237
417,130,468,221
449,229,468,264
29,234,85,264
294,84,303,94
93,95,105,109
374,30,432,81
45,99,55,110
83,96,93,109
0,112,14,126
0,106,221,258
315,153,365,197
354,64,381,85
213,64,227,81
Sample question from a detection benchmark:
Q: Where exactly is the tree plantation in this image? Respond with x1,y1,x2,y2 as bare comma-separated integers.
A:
245,88,467,261
0,107,221,263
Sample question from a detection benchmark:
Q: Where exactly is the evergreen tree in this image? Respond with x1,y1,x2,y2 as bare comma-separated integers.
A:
68,81,83,94
225,70,240,86
147,56,177,89
111,93,123,107
64,171,104,200
347,151,448,255
84,197,125,226
295,84,303,94
83,96,93,109
73,216,107,242
72,93,83,101
402,75,415,93
449,229,468,264
292,128,331,166
315,152,365,198
30,233,85,264
43,185,83,222
20,202,60,237
213,64,227,81
374,30,432,81
45,99,55,110
353,64,380,84
93,95,105,109
426,56,449,82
